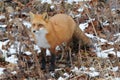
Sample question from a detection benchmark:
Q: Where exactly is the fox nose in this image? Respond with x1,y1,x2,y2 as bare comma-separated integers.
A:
33,30,36,33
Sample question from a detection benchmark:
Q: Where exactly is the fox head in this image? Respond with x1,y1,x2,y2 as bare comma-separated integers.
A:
29,12,51,48
30,12,49,34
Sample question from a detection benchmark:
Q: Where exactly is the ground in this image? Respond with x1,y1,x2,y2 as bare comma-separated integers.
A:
0,0,120,80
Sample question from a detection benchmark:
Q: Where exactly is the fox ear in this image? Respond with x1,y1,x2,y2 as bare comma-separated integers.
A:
29,12,34,19
42,12,49,22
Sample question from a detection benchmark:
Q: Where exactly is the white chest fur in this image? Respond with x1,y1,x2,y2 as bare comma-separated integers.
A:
34,28,50,48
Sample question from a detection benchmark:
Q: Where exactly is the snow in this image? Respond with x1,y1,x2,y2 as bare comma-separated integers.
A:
71,66,79,72
72,67,81,75
89,67,95,71
50,5,55,10
102,48,114,53
34,45,41,53
50,72,55,77
117,51,120,57
96,48,120,58
57,77,65,80
84,33,119,58
87,71,99,77
8,48,16,54
46,49,51,56
23,21,32,28
103,21,110,26
11,71,17,75
87,18,95,23
85,33,95,38
24,51,32,55
113,33,120,43
114,33,120,36
67,0,91,4
0,1,120,79
77,7,84,12
71,66,100,77
75,14,81,18
5,55,18,64
0,15,5,20
108,42,114,45
0,68,5,75
99,38,107,43
96,52,108,58
0,25,7,28
71,65,120,79
79,66,88,71
85,32,120,58
79,23,88,31
115,36,120,43
41,0,91,4
109,66,119,72
63,73,70,79
55,46,61,51
41,0,52,4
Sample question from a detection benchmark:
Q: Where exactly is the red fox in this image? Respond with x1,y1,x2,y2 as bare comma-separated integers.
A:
30,12,93,71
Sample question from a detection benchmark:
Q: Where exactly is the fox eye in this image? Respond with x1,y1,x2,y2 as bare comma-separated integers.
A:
38,24,43,27
32,24,35,26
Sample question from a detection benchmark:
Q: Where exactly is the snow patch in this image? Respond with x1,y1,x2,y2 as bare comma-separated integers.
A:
23,21,32,28
55,46,61,51
50,5,55,10
72,66,99,77
41,0,52,4
0,15,5,19
85,33,95,38
89,67,95,71
67,0,91,4
75,14,81,18
96,47,120,58
63,73,70,79
46,49,51,56
96,52,108,58
11,71,17,75
34,45,41,53
0,25,7,28
87,71,99,77
5,55,18,64
0,68,5,75
58,77,65,80
103,21,109,26
77,7,84,12
79,66,88,71
114,33,120,36
8,48,16,54
102,48,114,53
99,38,107,43
109,66,119,72
24,51,32,55
87,18,95,23
79,23,88,31
71,66,79,72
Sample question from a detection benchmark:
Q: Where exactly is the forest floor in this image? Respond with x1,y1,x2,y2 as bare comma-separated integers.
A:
0,0,120,80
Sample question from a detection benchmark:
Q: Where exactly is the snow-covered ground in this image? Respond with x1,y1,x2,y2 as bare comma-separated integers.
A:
0,15,120,79
0,0,120,79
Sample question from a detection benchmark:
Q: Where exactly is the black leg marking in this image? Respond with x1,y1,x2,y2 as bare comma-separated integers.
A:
40,49,46,70
49,53,56,71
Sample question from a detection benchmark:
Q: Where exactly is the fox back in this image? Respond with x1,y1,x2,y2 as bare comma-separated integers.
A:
30,13,76,52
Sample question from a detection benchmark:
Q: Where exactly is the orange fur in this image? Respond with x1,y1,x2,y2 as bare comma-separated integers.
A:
30,13,92,53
